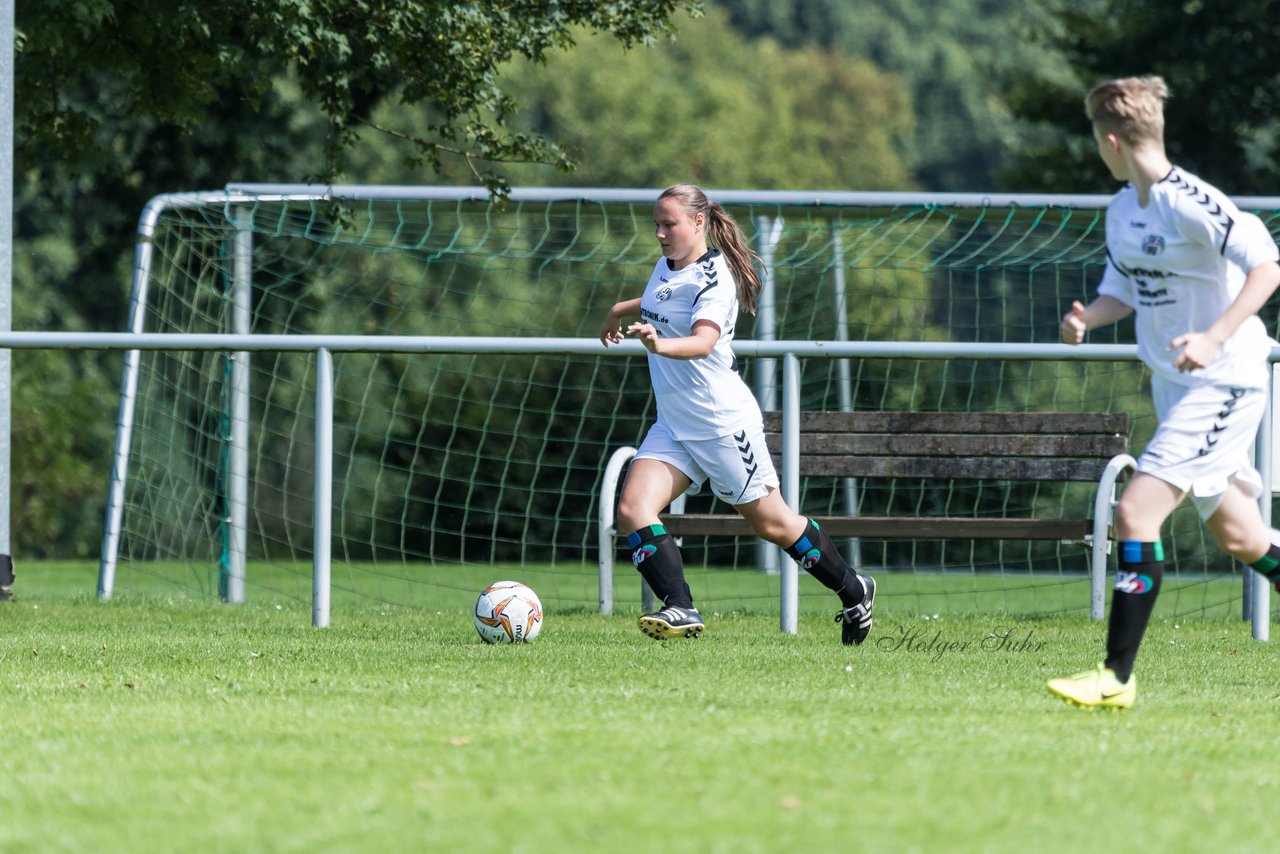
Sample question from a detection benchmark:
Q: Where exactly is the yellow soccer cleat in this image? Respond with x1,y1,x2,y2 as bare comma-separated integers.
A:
1047,664,1136,710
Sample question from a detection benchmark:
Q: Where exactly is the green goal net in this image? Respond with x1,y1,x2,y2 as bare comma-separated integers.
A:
101,187,1280,621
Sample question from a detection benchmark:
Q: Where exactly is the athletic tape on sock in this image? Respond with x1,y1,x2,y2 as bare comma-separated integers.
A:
627,524,668,549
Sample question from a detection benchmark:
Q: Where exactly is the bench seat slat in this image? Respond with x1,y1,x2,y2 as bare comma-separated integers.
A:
768,433,1129,458
660,513,1093,541
762,411,1128,435
796,456,1111,481
622,411,1129,549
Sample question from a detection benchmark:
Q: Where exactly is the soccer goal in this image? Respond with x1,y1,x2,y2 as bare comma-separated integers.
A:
98,185,1280,625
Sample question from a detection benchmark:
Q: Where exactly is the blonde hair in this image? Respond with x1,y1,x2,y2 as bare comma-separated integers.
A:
1085,75,1169,146
658,183,764,315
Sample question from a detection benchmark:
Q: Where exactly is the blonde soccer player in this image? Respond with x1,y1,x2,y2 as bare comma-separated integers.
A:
1049,75,1280,709
598,183,876,643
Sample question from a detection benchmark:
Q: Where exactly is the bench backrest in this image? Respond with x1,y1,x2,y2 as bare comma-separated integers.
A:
761,411,1129,482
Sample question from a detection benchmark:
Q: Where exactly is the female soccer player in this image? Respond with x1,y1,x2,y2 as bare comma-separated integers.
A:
598,183,876,643
1049,76,1280,709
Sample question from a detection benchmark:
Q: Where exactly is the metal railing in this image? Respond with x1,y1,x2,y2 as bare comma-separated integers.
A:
0,330,1270,636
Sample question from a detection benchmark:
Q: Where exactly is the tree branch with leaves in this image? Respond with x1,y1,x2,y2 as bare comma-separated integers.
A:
16,0,703,195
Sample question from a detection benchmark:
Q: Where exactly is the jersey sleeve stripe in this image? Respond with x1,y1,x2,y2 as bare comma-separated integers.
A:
694,265,719,304
1105,247,1129,279
1170,170,1236,254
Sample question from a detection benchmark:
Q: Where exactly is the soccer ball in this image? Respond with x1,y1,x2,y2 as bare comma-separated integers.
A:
473,580,543,644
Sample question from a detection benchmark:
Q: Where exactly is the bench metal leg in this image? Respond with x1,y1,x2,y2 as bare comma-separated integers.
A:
1091,453,1136,620
598,446,637,616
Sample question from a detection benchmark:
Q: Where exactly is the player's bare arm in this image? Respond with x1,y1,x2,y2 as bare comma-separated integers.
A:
626,319,719,359
599,298,643,346
1060,295,1133,344
1170,260,1280,372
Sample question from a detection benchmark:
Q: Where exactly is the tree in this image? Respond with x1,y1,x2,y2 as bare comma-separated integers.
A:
709,0,1066,192
10,0,705,558
1001,0,1280,195
15,0,704,192
389,8,914,190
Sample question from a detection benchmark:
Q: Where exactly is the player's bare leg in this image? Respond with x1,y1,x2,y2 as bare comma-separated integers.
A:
619,459,704,639
1049,474,1182,709
736,490,876,645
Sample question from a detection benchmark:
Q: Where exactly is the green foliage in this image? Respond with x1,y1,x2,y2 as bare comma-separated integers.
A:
7,207,119,558
710,0,1069,191
485,9,914,190
9,352,116,558
11,1,704,559
1002,0,1280,195
15,0,705,193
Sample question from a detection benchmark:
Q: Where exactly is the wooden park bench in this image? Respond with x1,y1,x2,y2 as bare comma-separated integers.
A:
598,411,1135,620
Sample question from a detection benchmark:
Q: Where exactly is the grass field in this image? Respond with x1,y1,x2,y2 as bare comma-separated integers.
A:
5,563,1280,853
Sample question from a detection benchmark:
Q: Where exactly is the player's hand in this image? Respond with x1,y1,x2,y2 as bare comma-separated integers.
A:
598,312,625,347
1169,331,1222,372
1060,301,1088,345
626,322,661,354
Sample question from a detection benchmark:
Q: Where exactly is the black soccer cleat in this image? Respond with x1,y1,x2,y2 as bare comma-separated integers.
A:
835,575,876,645
0,555,13,602
638,605,705,640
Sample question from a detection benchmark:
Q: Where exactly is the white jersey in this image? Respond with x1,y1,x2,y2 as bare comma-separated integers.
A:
1096,166,1280,388
638,250,762,440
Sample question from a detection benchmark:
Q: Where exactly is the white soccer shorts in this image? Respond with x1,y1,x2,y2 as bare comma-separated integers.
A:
1139,379,1266,520
634,418,779,505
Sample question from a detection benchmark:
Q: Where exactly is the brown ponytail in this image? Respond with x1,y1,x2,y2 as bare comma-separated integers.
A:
658,184,764,315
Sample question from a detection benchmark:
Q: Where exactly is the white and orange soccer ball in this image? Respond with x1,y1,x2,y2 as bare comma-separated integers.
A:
473,580,543,644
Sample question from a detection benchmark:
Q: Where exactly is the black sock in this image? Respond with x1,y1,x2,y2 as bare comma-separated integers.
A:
1104,540,1164,684
1249,539,1280,588
785,518,865,607
627,524,693,609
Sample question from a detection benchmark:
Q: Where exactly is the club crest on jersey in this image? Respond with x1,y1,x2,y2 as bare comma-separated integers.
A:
656,285,673,301
1142,234,1166,256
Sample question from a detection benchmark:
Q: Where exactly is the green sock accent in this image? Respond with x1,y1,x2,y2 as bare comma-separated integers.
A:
1121,540,1164,563
627,524,668,548
1251,551,1280,578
